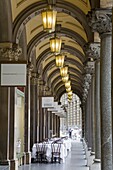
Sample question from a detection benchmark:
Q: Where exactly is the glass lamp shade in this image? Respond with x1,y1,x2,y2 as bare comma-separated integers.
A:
55,55,64,67
50,37,62,54
60,66,68,77
65,80,71,88
68,99,71,103
42,9,57,33
68,95,72,100
68,90,73,96
66,86,71,92
62,74,69,83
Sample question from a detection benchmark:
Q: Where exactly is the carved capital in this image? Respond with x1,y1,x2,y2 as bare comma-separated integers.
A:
87,8,112,34
84,42,100,60
31,72,39,85
27,62,34,76
0,44,22,61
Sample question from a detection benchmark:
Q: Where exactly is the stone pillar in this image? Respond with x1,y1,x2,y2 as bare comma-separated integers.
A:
0,0,12,42
24,62,33,164
30,73,38,151
83,68,92,147
50,111,53,138
37,78,44,142
81,105,85,138
95,59,101,161
0,87,9,165
45,110,48,139
9,87,18,170
87,86,92,149
58,116,60,137
85,42,101,161
47,111,51,138
88,9,112,170
0,45,22,170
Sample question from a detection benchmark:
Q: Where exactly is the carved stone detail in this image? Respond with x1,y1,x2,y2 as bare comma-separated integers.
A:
84,61,95,74
27,62,34,76
31,72,39,85
87,8,112,34
82,73,92,103
0,44,22,61
84,42,100,60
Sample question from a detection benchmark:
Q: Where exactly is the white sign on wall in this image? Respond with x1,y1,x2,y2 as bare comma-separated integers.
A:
0,64,26,86
42,97,54,108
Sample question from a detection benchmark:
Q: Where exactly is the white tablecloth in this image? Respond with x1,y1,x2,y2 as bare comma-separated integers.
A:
31,142,67,163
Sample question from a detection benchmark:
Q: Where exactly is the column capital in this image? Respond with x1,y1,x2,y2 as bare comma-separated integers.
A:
84,42,100,60
27,62,34,76
0,43,22,61
31,72,39,85
87,8,112,35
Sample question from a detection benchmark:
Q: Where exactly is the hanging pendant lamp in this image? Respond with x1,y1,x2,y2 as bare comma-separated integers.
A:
62,74,69,83
50,37,62,54
42,6,57,33
65,80,71,88
68,90,73,96
55,54,64,67
60,66,68,77
66,86,71,92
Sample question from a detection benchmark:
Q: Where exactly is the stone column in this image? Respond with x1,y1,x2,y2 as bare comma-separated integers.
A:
0,45,22,170
37,78,44,142
0,87,9,165
9,87,18,170
85,42,101,161
88,9,112,170
50,111,53,138
30,73,38,150
24,62,33,164
87,86,92,149
81,104,85,138
83,70,92,147
45,110,48,139
47,111,51,138
58,116,60,137
95,58,101,161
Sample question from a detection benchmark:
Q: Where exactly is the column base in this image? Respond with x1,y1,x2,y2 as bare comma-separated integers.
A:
22,152,26,165
0,160,9,165
9,159,18,170
88,147,91,151
25,152,31,164
94,158,101,163
91,152,95,155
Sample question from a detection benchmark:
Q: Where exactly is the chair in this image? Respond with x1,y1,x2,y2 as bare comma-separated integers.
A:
36,143,47,163
51,143,61,163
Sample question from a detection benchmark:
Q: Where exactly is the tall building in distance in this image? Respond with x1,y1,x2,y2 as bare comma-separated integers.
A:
60,93,82,132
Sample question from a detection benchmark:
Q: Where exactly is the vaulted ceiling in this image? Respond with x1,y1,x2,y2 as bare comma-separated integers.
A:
10,0,100,101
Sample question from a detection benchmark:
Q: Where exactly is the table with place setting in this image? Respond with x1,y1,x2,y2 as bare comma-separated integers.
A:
31,137,72,163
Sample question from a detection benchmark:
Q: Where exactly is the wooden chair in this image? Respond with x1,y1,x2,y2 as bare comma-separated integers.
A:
51,143,61,163
36,143,47,163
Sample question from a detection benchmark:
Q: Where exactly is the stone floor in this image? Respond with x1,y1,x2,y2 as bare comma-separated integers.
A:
19,139,89,170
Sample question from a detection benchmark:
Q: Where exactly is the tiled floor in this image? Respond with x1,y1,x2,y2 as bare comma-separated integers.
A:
19,140,89,170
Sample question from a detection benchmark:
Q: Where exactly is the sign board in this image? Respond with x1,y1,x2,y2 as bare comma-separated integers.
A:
42,97,54,108
0,63,26,86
